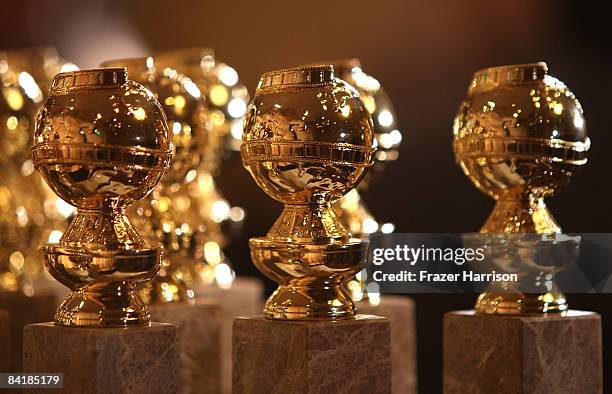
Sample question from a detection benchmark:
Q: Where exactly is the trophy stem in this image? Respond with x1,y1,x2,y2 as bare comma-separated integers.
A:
55,282,150,326
481,195,561,234
265,281,356,320
268,203,349,244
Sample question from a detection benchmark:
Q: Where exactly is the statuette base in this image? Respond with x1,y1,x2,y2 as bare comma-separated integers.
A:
357,296,416,394
443,310,602,394
150,300,221,394
195,277,264,394
23,322,180,394
232,315,391,394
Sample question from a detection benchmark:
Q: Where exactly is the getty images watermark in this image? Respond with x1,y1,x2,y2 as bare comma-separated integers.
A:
362,233,612,294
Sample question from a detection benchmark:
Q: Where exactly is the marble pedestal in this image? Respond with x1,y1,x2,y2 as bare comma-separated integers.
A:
150,300,222,394
0,310,10,372
0,291,57,371
23,322,180,394
196,277,264,393
357,295,416,394
233,315,391,394
443,310,602,394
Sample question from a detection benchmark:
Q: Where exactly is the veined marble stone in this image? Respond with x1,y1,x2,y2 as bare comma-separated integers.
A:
0,309,9,372
443,310,602,394
0,291,57,371
233,315,391,394
150,300,222,394
195,276,264,393
357,295,416,394
23,322,180,394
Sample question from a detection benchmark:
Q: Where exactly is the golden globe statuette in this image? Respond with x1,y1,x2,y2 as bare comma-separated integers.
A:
233,66,390,393
32,68,172,326
444,63,601,393
453,62,590,314
23,68,179,392
242,65,376,319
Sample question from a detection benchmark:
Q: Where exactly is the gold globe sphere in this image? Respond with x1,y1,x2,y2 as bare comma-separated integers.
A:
453,62,589,234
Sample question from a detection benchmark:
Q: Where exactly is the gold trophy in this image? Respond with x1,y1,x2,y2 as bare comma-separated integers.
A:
325,59,401,236
32,68,172,326
453,62,590,314
241,65,376,319
100,56,215,303
156,48,248,251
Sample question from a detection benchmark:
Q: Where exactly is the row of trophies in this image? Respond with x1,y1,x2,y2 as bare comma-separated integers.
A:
0,44,602,394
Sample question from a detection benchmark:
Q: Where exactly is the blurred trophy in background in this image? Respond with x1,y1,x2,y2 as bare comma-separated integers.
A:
24,68,180,392
317,59,415,393
444,63,601,393
0,47,77,371
154,48,263,393
328,59,401,239
157,48,248,255
99,56,224,392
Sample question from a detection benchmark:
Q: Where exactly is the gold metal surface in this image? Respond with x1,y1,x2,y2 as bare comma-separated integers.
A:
100,56,215,303
241,65,375,320
32,68,172,326
453,62,590,314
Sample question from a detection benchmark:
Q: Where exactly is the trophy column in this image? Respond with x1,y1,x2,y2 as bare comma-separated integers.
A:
444,63,602,393
232,66,391,393
21,68,180,393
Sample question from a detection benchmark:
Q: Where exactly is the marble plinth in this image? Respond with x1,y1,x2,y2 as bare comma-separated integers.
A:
23,322,180,394
196,276,264,393
443,310,602,394
0,291,57,371
150,300,222,394
357,295,416,394
0,310,10,372
233,315,391,394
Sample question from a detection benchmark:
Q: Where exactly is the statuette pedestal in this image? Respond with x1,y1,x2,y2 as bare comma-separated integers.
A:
23,323,180,394
233,315,391,394
197,277,263,393
150,301,222,394
357,296,416,394
443,310,602,394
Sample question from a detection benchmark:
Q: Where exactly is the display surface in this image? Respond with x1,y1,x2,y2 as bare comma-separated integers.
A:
453,62,590,314
32,67,172,326
241,65,375,319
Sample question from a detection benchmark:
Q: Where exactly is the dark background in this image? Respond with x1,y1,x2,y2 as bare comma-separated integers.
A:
2,1,611,392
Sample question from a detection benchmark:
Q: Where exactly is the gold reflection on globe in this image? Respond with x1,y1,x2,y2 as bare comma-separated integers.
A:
453,62,590,314
32,68,172,326
241,65,375,320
